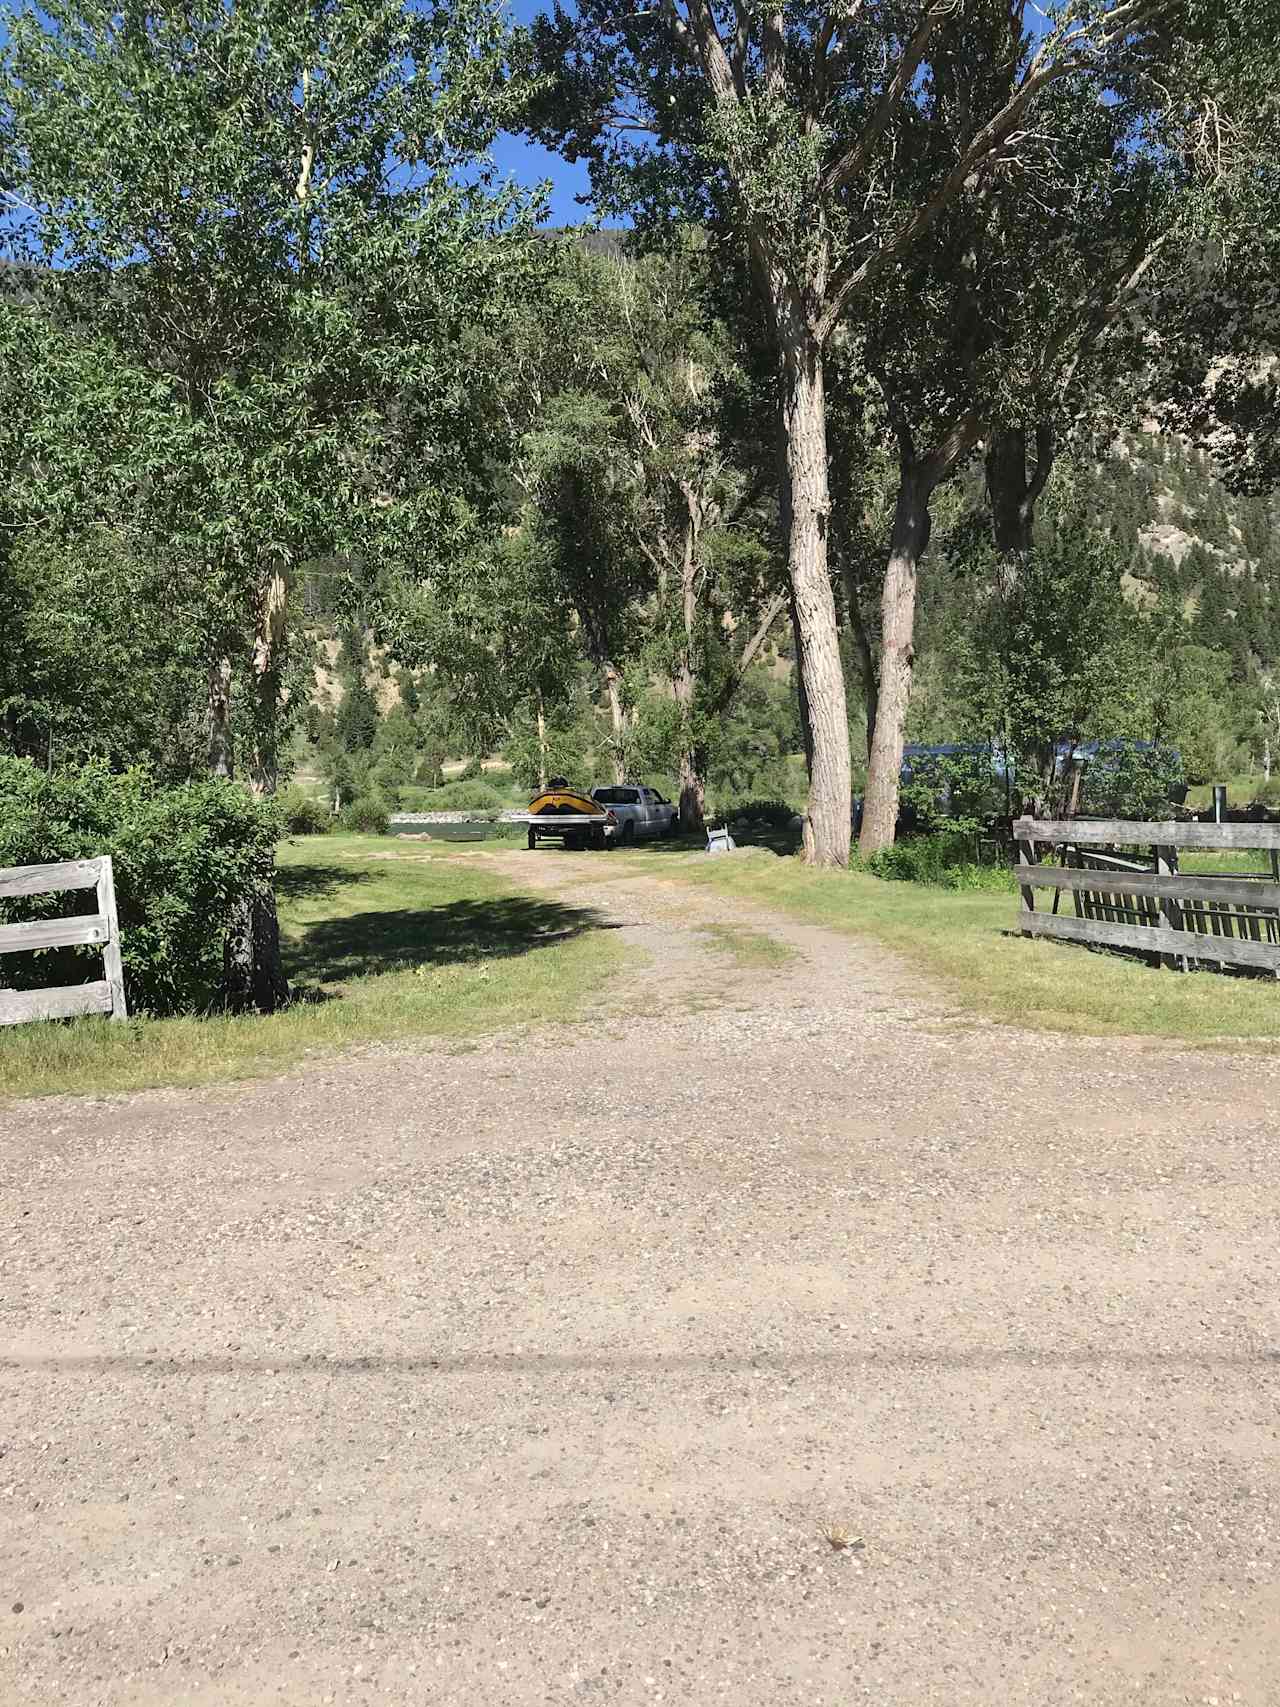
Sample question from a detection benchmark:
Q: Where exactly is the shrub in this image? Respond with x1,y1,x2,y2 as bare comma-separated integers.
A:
861,831,1015,892
277,784,330,835
418,779,503,811
337,794,390,834
0,758,280,1015
898,749,1006,835
1080,746,1185,817
718,797,797,829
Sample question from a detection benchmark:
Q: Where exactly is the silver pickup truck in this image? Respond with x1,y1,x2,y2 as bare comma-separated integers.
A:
590,784,679,842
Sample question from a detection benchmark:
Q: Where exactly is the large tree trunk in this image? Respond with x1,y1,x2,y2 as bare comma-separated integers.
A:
672,500,708,834
249,852,289,1012
247,559,289,797
985,423,1055,569
789,591,814,782
780,321,850,866
678,747,706,834
222,848,289,1014
242,563,290,1013
536,691,548,793
604,666,626,783
672,654,706,833
859,472,930,857
207,655,234,778
841,563,878,761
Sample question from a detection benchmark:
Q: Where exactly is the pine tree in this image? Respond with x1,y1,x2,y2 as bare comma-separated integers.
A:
334,629,380,752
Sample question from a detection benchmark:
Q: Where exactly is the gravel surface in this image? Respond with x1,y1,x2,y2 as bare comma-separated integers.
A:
3,850,1280,1705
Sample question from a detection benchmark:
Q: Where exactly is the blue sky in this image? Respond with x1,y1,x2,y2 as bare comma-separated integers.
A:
493,0,601,226
491,129,595,226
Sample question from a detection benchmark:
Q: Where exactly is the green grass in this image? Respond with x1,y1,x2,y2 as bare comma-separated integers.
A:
0,835,624,1102
635,843,1280,1045
697,921,793,968
1183,774,1272,811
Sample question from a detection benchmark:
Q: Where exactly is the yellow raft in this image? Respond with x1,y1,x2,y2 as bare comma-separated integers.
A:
512,785,613,851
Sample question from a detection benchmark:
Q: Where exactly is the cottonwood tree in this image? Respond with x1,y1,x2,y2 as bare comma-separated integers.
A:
0,526,209,775
606,246,785,829
2,0,531,1007
526,0,1176,864
958,520,1151,812
464,239,644,772
847,51,1187,852
516,241,786,828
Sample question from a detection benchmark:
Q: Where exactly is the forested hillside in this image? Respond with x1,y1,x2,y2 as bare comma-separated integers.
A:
288,422,1280,822
908,434,1280,789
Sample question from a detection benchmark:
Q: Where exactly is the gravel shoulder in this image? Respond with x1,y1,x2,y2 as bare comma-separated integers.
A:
3,849,1280,1705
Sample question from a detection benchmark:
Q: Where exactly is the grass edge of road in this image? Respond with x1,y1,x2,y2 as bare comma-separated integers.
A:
623,845,1280,1046
0,836,627,1103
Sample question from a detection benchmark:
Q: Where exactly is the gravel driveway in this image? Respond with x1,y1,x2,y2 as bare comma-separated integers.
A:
3,851,1280,1705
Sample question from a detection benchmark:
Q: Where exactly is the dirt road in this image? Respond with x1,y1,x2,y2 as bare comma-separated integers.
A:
4,853,1280,1705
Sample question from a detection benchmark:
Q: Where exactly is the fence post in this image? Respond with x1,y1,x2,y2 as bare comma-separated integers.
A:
1017,828,1037,929
95,856,128,1020
1154,844,1186,972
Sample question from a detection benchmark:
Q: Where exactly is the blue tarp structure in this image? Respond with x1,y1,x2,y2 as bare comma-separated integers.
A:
854,739,1186,827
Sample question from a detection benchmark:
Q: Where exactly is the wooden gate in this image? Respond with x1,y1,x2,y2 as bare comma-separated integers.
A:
0,856,128,1024
1014,817,1280,975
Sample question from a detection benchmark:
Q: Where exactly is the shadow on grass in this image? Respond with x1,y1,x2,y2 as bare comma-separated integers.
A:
275,861,376,904
286,894,610,984
611,830,800,858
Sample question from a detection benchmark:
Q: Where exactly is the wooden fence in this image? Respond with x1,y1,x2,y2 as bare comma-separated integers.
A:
1013,817,1280,975
0,856,128,1025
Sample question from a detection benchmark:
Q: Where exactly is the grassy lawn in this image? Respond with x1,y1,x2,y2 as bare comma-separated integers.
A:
1183,775,1270,811
620,837,1280,1045
0,835,624,1102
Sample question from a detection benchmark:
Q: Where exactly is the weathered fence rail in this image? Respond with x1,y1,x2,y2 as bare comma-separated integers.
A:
1013,817,1280,975
0,856,127,1024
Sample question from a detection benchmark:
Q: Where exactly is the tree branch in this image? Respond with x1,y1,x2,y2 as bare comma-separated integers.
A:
709,586,788,715
762,8,786,100
679,0,739,106
1025,421,1055,510
738,587,788,674
920,409,981,487
819,57,1085,339
729,0,750,98
818,0,1179,340
820,2,952,197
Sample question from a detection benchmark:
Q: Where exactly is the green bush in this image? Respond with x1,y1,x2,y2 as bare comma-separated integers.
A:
277,784,330,835
861,831,1015,892
1079,747,1185,817
395,784,435,812
899,751,1006,834
718,797,798,829
417,779,503,811
0,758,280,1015
337,794,390,834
